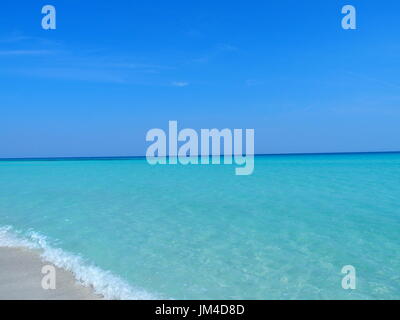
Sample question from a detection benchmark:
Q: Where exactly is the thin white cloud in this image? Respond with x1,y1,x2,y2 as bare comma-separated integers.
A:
192,43,238,64
0,50,55,56
346,71,400,90
246,79,264,87
111,63,173,70
0,32,63,47
216,43,238,52
172,81,189,87
8,67,126,84
0,35,32,43
0,33,178,85
185,29,205,38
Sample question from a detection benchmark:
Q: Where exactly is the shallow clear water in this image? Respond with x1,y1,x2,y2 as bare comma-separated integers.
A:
1,153,400,299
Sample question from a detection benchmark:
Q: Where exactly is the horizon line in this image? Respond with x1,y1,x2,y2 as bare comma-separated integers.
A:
1,150,399,161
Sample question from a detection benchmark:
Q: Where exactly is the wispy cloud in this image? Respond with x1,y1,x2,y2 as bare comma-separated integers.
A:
0,32,63,47
172,81,189,87
107,62,174,74
0,32,63,57
346,71,400,90
184,29,205,38
192,43,238,64
216,43,238,52
112,63,173,70
9,67,126,84
0,32,179,85
0,35,33,43
246,79,264,87
0,49,55,56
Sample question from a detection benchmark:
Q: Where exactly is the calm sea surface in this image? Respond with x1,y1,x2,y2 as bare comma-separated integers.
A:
1,153,399,299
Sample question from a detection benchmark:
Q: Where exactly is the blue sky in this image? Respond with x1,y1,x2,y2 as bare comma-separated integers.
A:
1,0,400,157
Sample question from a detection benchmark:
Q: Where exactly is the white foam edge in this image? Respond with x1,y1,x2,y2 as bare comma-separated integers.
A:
0,225,159,300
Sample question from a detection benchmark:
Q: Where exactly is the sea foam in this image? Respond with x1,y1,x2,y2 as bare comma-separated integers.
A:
0,225,159,300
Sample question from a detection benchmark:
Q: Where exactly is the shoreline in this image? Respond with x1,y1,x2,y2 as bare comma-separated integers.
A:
0,246,103,300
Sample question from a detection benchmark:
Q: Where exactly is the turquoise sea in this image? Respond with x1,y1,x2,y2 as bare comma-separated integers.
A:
0,153,399,299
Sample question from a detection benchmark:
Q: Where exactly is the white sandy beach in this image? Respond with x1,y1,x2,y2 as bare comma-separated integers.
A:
0,247,102,300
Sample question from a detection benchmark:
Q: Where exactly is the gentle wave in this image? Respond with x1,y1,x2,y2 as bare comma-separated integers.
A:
0,225,159,300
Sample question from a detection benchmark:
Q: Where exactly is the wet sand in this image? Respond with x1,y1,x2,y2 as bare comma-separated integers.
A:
0,247,102,300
